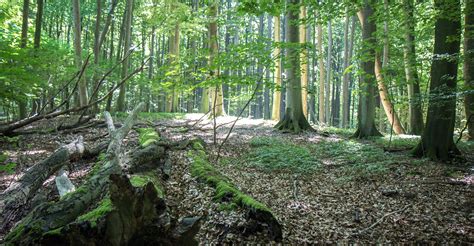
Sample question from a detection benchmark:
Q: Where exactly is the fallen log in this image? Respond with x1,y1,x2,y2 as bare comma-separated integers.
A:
0,137,85,233
188,142,283,242
4,103,143,244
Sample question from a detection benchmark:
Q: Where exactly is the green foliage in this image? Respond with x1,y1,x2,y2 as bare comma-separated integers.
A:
247,137,319,172
137,128,160,147
0,162,16,174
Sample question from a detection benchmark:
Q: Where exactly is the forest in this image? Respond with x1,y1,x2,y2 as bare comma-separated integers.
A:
0,0,473,244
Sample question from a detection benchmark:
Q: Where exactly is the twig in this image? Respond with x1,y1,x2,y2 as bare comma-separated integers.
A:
352,203,414,236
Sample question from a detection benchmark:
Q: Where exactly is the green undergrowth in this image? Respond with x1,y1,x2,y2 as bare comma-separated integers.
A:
77,198,114,227
246,137,319,172
373,135,420,149
189,142,272,213
137,128,160,147
130,173,164,197
318,126,355,138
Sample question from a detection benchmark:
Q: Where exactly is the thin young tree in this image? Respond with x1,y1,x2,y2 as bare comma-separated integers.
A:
413,0,462,160
274,0,313,133
116,0,134,112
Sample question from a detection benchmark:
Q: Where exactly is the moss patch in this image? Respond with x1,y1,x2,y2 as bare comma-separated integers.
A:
77,198,114,227
188,143,271,213
130,173,164,197
137,128,160,147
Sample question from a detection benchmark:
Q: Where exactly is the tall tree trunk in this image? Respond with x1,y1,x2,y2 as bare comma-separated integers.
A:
317,23,325,124
264,14,272,119
325,20,332,125
115,0,133,112
208,0,224,116
464,0,474,140
18,0,29,119
342,8,350,128
353,0,382,138
271,15,282,121
34,0,43,49
72,0,88,107
403,0,424,135
300,6,308,117
413,0,461,160
274,0,312,133
20,0,29,48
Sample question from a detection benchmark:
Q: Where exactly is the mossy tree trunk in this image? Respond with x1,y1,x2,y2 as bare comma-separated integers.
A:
413,0,462,161
352,0,382,139
274,0,312,133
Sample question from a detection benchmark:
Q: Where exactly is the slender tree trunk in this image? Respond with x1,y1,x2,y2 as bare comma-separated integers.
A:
264,14,272,119
413,0,461,160
353,0,382,138
18,0,29,119
20,0,29,48
300,6,308,117
72,0,88,107
272,15,282,121
274,0,312,133
342,9,350,128
208,0,224,117
325,20,332,125
34,0,43,49
317,23,325,124
403,0,424,135
375,55,406,134
115,0,133,112
464,0,474,140
348,16,356,127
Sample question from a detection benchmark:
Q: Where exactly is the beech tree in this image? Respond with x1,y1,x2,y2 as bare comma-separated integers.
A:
413,0,462,160
465,0,474,140
353,0,382,138
274,0,312,133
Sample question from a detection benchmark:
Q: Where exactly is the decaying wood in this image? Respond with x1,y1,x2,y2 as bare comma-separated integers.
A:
4,103,143,244
0,137,85,233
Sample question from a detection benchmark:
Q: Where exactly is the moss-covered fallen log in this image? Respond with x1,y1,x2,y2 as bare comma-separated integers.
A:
188,142,283,241
4,103,144,244
0,137,86,234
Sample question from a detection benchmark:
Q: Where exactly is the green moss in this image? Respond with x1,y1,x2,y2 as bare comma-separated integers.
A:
60,184,87,201
137,128,160,147
5,224,26,242
43,227,63,236
77,198,114,227
188,147,272,214
130,173,164,197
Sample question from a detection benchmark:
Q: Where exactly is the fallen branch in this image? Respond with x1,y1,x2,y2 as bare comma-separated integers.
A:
352,203,414,236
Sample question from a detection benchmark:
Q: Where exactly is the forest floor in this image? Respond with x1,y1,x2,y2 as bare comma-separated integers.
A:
1,113,473,244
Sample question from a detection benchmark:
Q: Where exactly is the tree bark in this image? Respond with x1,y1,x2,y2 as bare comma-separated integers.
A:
413,0,461,161
72,0,88,107
272,15,282,121
342,9,350,128
317,23,325,124
325,20,332,125
208,0,224,117
116,0,134,112
274,0,313,133
375,55,406,134
353,0,382,138
300,6,308,118
33,0,43,49
403,0,424,135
